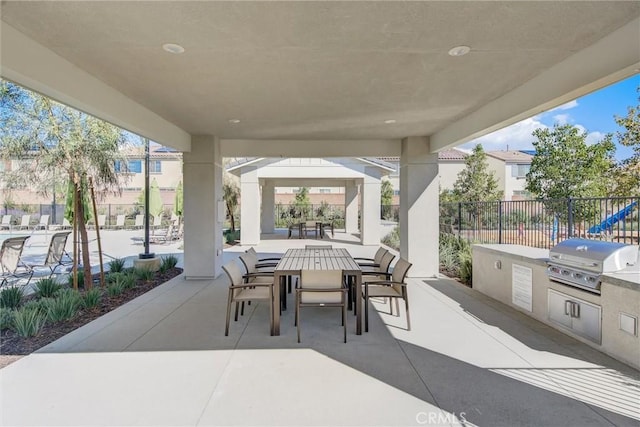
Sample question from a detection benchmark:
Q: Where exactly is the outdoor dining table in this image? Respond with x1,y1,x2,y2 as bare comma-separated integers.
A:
272,248,363,336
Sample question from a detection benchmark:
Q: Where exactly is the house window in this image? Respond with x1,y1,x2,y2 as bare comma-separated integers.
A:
116,160,143,174
150,160,162,173
511,164,530,178
318,188,331,194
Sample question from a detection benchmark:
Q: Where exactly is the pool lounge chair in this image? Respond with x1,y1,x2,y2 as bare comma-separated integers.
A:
29,231,73,278
17,215,30,230
33,214,50,230
0,236,34,288
0,215,12,231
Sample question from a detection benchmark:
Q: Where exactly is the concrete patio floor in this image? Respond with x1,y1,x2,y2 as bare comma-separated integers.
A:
1,235,639,426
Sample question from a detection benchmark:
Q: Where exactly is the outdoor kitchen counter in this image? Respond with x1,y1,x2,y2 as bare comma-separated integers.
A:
473,244,640,370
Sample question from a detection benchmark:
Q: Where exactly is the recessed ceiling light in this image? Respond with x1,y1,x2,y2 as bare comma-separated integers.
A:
228,119,241,124
162,43,185,54
448,45,471,57
384,119,396,124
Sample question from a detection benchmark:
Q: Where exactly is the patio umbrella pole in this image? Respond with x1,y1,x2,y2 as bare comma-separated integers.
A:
139,138,154,260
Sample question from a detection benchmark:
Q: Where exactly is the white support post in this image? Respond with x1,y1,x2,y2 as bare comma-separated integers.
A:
261,180,275,234
400,136,439,277
183,135,223,279
240,166,261,245
345,180,359,234
361,168,381,246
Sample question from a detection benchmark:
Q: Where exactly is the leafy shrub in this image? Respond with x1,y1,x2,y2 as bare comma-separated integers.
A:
35,278,62,298
82,288,102,309
0,307,15,330
0,286,23,309
109,258,126,273
122,273,137,290
381,226,400,251
107,281,125,297
439,232,473,286
12,307,47,338
23,298,49,314
224,229,240,245
135,268,154,282
44,289,82,323
107,272,124,284
458,245,473,286
160,255,178,271
67,270,85,288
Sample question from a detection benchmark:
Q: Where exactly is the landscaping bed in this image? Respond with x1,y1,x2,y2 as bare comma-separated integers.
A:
0,257,182,368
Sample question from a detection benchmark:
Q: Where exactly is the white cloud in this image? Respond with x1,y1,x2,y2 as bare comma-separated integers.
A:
549,100,579,112
552,114,570,125
458,116,548,151
585,131,607,145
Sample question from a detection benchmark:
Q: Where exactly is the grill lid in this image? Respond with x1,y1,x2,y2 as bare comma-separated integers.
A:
548,238,638,273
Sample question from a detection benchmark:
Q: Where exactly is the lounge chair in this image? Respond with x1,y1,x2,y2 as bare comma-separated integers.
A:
149,223,175,244
112,214,126,230
50,218,72,231
30,231,73,278
17,214,30,230
97,214,107,229
33,214,50,230
133,214,144,229
0,215,12,231
152,214,163,229
0,236,34,288
363,258,413,332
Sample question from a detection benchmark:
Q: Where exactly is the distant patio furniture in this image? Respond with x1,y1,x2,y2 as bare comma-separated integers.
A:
133,214,144,229
222,260,274,336
30,231,73,278
0,215,12,231
33,214,50,230
363,257,412,332
112,214,126,230
295,269,348,343
50,218,72,231
304,244,333,250
152,214,163,230
17,215,30,230
0,236,33,288
149,223,176,244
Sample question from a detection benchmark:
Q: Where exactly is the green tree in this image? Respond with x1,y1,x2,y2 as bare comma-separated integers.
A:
223,174,240,231
525,124,615,200
612,88,640,196
452,144,502,202
381,179,394,220
0,80,128,289
526,124,616,229
293,187,311,218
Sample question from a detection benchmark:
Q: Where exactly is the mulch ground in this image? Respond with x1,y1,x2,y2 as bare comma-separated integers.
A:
0,267,183,367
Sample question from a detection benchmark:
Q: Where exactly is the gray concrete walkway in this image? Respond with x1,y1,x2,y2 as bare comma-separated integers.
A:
1,236,639,426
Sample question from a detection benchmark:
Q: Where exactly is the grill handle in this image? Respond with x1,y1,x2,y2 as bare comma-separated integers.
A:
549,255,598,268
571,302,580,318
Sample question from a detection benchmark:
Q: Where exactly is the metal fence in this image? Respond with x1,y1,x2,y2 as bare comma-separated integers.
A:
440,196,640,248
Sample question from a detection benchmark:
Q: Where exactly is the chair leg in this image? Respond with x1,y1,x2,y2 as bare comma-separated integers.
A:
234,301,240,321
364,285,369,333
240,301,245,316
342,295,347,343
395,298,400,317
296,293,301,343
404,293,411,331
225,290,233,336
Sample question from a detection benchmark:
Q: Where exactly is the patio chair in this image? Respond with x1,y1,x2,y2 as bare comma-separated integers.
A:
353,247,389,270
97,214,107,229
246,247,281,263
363,257,412,332
295,269,347,343
133,214,144,229
112,214,126,230
49,218,72,231
351,251,395,314
305,244,333,249
0,215,12,231
152,214,163,229
33,214,50,230
30,231,73,278
149,223,175,244
0,236,34,288
17,214,30,230
222,260,273,336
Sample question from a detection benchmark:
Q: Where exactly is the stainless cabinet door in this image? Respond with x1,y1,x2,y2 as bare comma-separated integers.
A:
548,289,573,329
571,299,602,344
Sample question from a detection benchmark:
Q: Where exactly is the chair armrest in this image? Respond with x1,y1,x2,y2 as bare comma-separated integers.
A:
353,257,375,262
296,288,348,293
243,272,274,279
229,283,271,290
361,271,391,278
255,262,278,268
363,280,406,287
357,262,380,268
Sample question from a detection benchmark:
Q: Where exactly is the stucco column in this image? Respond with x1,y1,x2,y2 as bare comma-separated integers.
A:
344,180,359,233
261,180,275,234
240,166,260,245
361,168,381,245
183,135,223,279
400,136,439,277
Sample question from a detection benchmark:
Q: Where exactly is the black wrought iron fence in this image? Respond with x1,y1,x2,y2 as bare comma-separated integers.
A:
274,203,346,228
440,196,640,248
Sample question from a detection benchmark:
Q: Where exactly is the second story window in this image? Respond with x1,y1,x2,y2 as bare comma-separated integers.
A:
511,164,530,178
115,160,142,174
150,160,162,173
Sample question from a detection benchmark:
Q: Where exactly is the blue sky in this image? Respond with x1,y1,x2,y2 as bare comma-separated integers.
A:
460,74,640,161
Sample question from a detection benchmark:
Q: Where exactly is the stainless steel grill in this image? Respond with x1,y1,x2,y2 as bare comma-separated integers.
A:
547,238,639,294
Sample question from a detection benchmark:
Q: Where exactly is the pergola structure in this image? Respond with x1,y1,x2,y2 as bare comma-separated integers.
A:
226,157,395,245
1,2,638,279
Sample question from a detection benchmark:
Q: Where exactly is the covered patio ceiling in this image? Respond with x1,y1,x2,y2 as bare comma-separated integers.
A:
1,2,639,154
